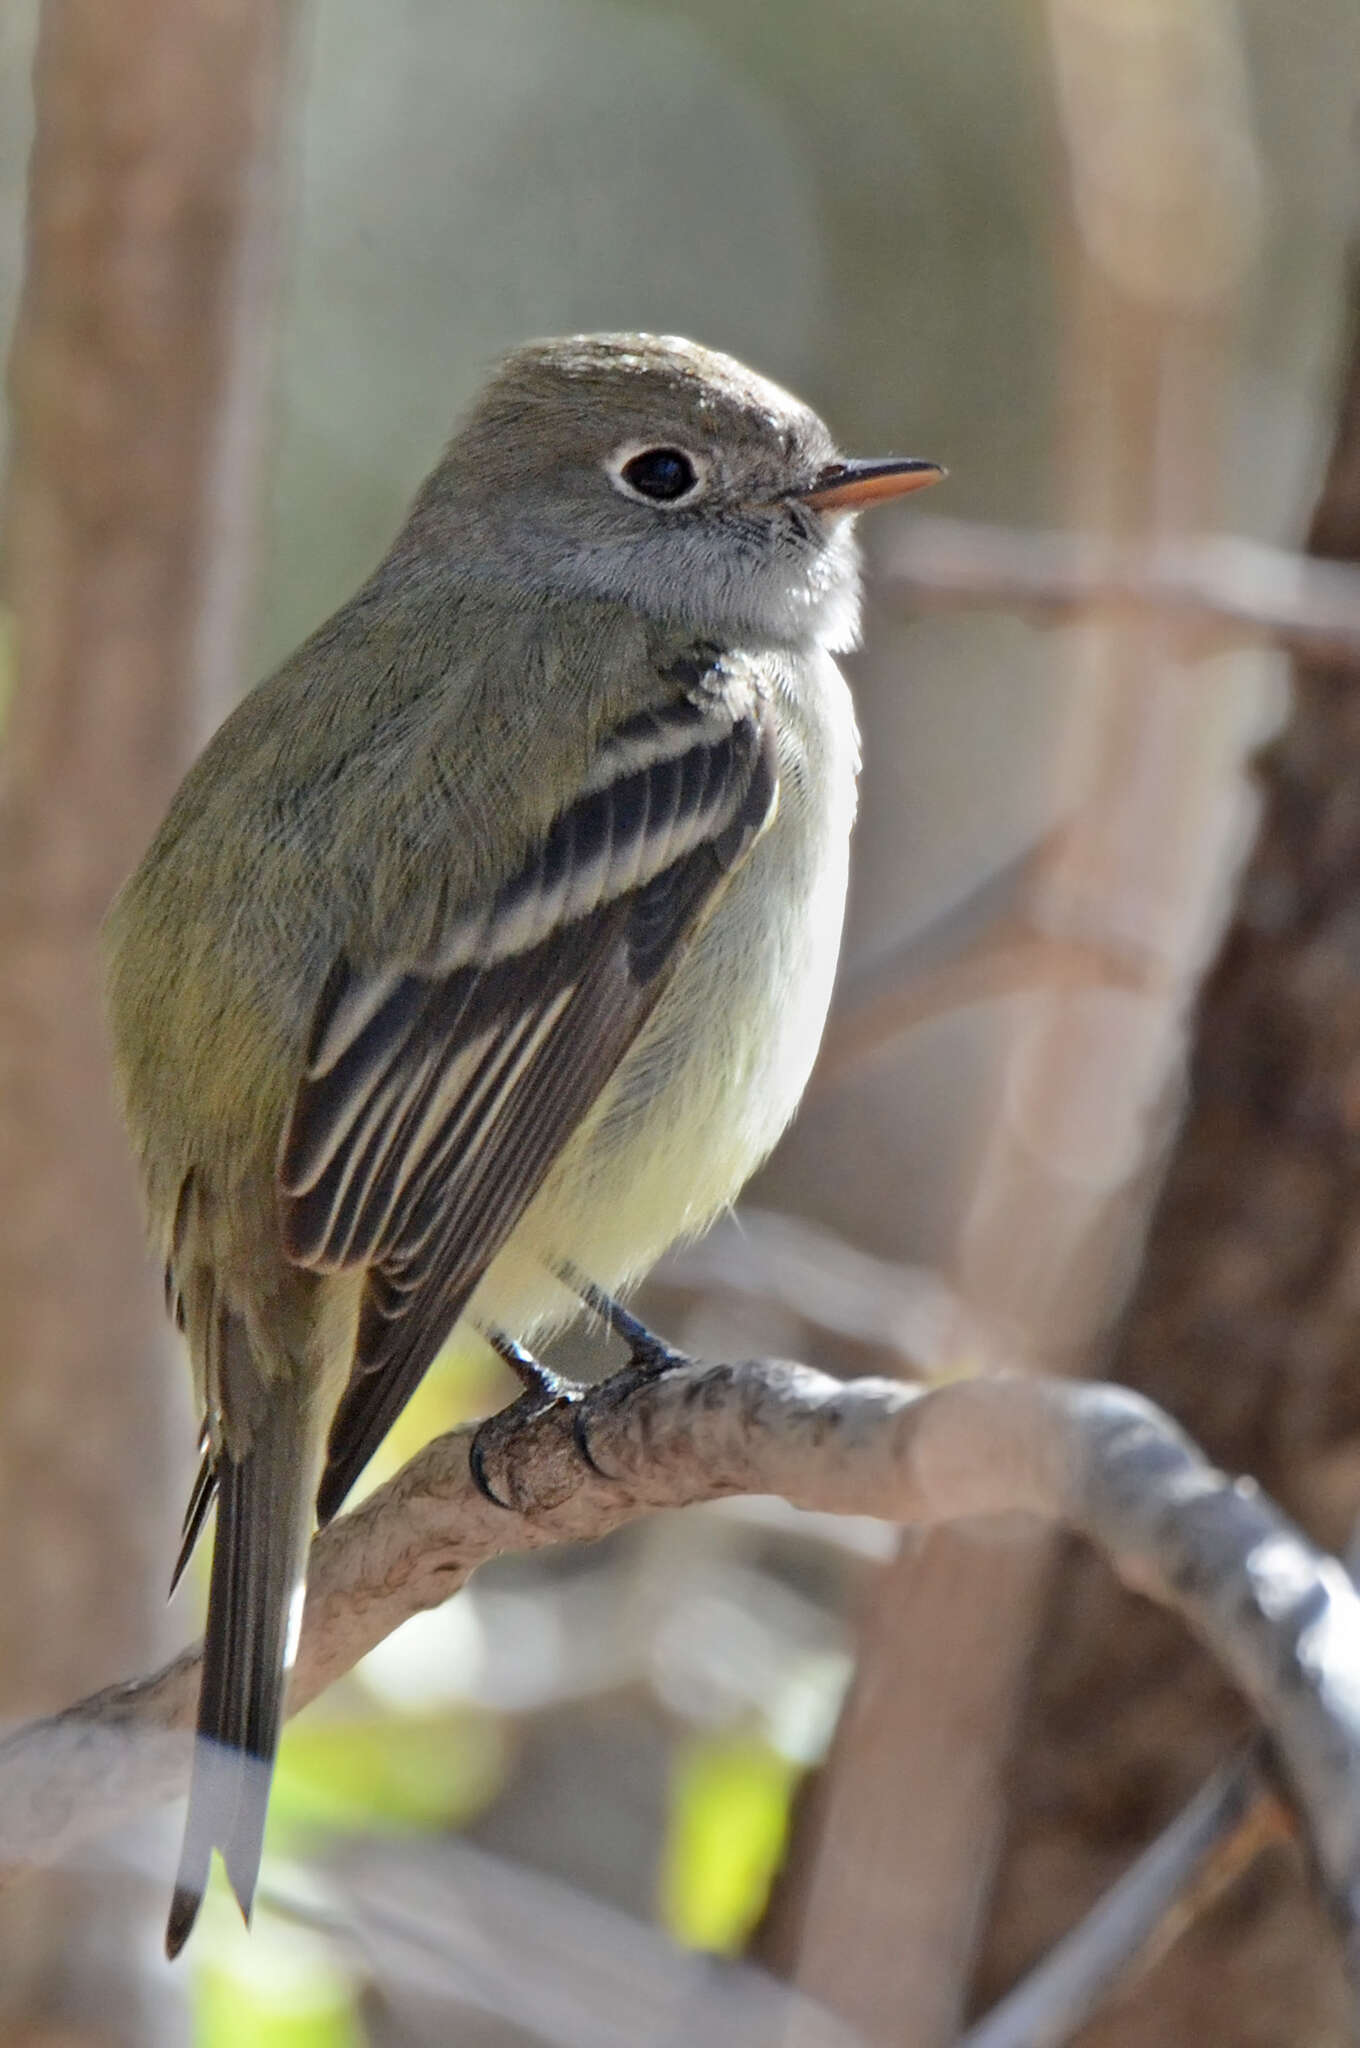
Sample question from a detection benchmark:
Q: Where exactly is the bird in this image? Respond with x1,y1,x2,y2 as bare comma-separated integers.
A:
102,331,942,1954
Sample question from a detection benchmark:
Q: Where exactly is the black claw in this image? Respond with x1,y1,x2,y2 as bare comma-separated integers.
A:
473,1290,693,1496
572,1401,612,1479
558,1276,696,1481
468,1424,511,1508
470,1329,587,1508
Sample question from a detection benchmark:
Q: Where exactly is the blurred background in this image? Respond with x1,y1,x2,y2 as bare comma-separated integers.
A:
2,1,1360,2043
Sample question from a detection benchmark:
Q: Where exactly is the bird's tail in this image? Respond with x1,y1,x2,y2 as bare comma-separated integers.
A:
165,1365,314,1958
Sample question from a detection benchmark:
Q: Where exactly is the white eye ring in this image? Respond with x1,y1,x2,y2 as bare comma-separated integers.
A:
606,441,711,507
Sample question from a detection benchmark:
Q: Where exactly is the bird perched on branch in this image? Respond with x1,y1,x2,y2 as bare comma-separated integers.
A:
103,332,942,1953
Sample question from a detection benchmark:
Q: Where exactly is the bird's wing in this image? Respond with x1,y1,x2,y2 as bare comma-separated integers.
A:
278,668,779,1522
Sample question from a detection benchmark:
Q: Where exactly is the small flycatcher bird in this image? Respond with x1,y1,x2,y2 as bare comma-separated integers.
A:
103,333,942,1952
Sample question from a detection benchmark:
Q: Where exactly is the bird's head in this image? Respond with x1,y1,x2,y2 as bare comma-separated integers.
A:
405,333,943,652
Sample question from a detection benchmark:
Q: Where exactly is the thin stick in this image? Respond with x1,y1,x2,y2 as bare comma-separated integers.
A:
879,518,1360,665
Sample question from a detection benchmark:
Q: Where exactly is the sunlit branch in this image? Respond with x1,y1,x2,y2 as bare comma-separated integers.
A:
1,1355,1359,1974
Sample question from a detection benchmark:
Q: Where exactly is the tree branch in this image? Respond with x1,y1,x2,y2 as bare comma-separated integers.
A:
879,516,1360,664
3,1356,1360,1966
0,0,292,2024
960,1748,1281,2048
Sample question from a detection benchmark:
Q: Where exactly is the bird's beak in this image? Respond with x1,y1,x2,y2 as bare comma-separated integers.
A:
791,456,946,514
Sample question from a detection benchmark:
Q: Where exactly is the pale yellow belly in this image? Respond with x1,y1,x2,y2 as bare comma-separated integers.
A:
466,652,859,1346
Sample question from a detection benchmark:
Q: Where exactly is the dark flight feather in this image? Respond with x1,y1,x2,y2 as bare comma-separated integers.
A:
165,1337,312,1956
274,681,778,1525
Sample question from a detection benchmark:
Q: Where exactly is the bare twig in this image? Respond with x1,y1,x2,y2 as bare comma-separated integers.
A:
812,835,1162,1093
959,1750,1292,2048
318,1837,869,2048
78,1827,871,2048
655,1207,972,1372
879,518,1360,665
961,1521,1360,2042
2,1357,1360,1972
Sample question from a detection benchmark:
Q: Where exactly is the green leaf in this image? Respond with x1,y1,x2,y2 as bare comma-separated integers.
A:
659,1732,801,1954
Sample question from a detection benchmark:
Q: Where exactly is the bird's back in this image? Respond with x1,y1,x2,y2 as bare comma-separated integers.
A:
103,573,660,1239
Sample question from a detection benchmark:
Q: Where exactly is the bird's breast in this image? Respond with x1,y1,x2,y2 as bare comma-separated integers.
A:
472,648,859,1334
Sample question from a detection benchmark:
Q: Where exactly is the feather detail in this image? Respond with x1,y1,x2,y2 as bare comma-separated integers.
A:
165,1338,314,1957
274,672,778,1524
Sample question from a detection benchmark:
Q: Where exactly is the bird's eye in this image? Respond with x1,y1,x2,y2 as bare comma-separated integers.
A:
610,445,705,505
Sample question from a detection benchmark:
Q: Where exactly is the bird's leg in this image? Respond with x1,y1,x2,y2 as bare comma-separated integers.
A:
557,1265,695,1480
564,1269,687,1376
468,1325,585,1508
471,1276,694,1502
487,1325,584,1406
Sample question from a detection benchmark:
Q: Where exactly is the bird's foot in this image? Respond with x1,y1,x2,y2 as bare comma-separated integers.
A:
559,1267,693,1477
490,1326,586,1405
469,1327,586,1508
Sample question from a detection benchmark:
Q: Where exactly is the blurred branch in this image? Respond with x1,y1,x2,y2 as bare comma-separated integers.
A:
879,517,1360,665
2,1357,1360,1973
0,0,293,2030
765,7,1275,2040
965,212,1360,2048
656,1207,973,1372
960,1748,1288,2048
814,834,1159,1092
965,1489,1360,2044
312,1837,869,2048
